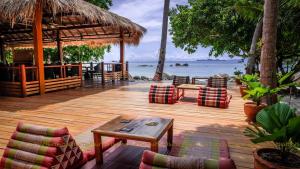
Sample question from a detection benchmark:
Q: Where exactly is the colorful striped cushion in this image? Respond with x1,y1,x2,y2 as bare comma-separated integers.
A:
0,123,87,169
149,85,177,104
198,87,231,108
139,150,236,169
172,76,190,87
207,77,228,88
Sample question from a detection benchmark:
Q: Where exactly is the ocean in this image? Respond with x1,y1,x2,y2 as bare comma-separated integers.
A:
128,60,245,78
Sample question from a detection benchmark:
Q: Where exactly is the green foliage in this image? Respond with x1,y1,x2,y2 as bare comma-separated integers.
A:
4,50,13,64
244,103,300,159
169,0,255,57
242,73,295,105
44,45,111,63
170,0,300,73
233,67,243,76
86,0,112,9
239,74,259,84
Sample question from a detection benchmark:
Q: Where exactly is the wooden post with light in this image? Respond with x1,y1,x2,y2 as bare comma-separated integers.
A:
33,0,45,95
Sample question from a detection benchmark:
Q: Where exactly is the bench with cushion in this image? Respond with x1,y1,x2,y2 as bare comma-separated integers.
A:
0,123,120,169
149,85,177,104
198,87,231,108
172,76,190,87
139,150,236,169
207,77,228,88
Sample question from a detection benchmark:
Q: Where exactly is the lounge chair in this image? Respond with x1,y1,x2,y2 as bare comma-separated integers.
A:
198,87,232,108
0,123,120,169
207,77,228,88
149,85,177,104
139,150,236,169
172,76,190,87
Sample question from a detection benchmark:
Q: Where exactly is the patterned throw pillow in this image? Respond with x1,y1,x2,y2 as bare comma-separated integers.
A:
207,77,228,88
0,123,87,169
149,85,177,104
198,87,231,108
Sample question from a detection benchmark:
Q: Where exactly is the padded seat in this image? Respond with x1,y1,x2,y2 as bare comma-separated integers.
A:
149,85,177,104
207,77,228,88
139,150,236,169
0,123,120,169
198,87,231,108
172,76,190,87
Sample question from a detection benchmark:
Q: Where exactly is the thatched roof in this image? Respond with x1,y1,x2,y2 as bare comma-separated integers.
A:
0,0,146,48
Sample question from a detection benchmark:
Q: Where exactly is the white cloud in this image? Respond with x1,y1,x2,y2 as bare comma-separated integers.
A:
106,0,226,62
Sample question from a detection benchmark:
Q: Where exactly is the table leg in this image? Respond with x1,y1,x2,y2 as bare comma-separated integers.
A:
167,124,173,151
93,133,103,165
177,88,180,100
151,142,159,152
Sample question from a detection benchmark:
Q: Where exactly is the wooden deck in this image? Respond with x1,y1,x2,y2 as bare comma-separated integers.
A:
0,81,268,168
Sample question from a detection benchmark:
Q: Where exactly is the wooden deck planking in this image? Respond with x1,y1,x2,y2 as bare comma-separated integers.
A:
0,82,265,168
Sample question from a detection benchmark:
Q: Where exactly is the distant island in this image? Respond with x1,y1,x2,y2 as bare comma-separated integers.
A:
196,59,244,62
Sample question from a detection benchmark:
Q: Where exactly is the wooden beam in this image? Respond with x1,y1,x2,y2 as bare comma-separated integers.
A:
33,0,45,95
56,30,63,65
0,39,5,64
120,30,125,80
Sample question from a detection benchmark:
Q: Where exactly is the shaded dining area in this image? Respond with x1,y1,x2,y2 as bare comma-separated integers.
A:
0,0,146,97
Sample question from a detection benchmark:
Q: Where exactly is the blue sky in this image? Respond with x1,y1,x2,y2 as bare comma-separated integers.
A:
104,0,228,62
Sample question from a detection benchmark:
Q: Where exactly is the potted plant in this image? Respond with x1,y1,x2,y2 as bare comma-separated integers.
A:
243,82,268,122
233,68,243,85
244,103,300,169
239,74,259,97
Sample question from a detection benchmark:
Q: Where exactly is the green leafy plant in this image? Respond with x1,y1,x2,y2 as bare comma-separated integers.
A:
234,67,243,76
243,82,269,105
244,103,300,160
239,74,259,85
242,72,296,105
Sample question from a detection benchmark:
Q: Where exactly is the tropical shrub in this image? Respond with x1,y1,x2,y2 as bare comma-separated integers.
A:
244,103,300,160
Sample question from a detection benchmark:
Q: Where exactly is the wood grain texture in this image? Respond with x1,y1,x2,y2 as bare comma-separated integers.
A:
0,81,270,168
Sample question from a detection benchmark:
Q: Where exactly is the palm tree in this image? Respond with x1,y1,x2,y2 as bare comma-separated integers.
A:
153,0,170,81
260,0,279,104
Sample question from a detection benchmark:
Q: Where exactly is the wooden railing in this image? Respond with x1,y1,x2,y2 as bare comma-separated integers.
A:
0,63,82,97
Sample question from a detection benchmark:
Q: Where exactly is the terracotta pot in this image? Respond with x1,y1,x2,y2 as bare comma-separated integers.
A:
254,148,300,169
240,85,248,97
235,78,242,85
244,102,266,122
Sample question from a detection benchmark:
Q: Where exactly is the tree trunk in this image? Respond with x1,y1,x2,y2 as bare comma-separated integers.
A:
153,0,170,81
246,19,263,74
260,0,279,105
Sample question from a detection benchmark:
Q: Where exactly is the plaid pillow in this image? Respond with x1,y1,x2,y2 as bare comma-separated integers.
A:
207,77,228,88
149,85,177,104
0,123,87,169
198,87,230,108
139,150,236,169
172,76,190,87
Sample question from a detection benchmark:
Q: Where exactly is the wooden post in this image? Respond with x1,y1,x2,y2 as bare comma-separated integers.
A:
20,64,27,97
126,61,129,80
0,39,6,64
79,63,83,86
57,30,63,65
101,62,105,85
120,31,125,80
112,63,115,83
33,0,45,95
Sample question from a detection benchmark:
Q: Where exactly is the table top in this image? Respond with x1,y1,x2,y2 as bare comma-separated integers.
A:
177,84,203,90
92,116,173,142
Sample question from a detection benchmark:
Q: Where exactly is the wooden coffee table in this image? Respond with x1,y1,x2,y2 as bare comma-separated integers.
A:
177,84,204,100
92,116,174,165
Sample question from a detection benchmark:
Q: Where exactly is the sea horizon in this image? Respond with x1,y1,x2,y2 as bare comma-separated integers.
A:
127,59,246,78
